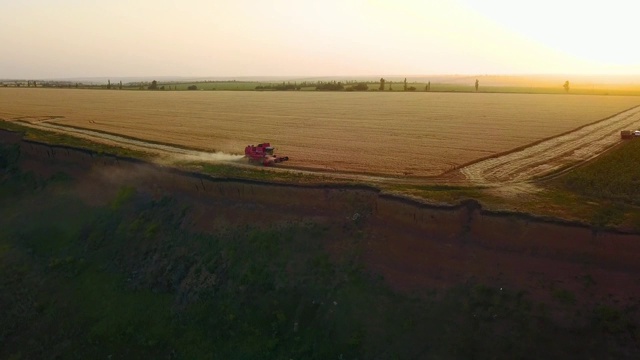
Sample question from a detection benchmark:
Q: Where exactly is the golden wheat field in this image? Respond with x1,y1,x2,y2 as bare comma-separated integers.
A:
1,88,639,176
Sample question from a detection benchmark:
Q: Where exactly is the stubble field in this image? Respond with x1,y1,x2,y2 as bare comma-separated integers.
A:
1,88,639,177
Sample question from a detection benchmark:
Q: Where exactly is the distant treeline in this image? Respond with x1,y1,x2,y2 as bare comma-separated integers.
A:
5,78,636,95
254,81,371,91
255,83,301,91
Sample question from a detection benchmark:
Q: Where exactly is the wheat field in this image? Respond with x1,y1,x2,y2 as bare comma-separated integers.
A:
1,88,639,176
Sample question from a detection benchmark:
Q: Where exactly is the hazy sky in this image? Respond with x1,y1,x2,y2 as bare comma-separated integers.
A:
1,0,638,78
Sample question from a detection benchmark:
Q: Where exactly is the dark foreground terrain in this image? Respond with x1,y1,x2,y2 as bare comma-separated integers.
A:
1,129,639,359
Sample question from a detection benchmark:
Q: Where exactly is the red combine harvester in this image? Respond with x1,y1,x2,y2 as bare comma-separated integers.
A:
244,143,289,166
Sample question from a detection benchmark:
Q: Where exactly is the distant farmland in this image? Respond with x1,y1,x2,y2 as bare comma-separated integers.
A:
1,88,639,176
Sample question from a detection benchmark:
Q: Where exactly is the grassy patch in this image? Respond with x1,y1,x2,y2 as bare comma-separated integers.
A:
554,139,640,205
111,186,137,210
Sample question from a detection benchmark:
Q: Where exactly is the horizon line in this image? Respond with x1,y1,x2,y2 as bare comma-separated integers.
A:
3,73,640,82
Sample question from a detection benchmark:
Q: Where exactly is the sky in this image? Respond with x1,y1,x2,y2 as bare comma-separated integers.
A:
1,0,639,79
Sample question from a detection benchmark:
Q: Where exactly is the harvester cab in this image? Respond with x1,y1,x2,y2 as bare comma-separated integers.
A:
244,143,289,166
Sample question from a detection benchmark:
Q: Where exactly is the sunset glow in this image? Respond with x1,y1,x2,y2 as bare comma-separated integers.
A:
0,0,638,78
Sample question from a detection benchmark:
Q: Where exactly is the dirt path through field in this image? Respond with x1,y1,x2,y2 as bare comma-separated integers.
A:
460,105,640,185
10,118,397,184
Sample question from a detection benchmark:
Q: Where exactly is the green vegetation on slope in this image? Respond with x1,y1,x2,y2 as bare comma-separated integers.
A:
1,143,639,359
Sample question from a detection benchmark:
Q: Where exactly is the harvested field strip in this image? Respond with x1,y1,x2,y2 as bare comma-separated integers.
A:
461,105,640,183
22,120,219,153
28,121,213,155
15,120,249,165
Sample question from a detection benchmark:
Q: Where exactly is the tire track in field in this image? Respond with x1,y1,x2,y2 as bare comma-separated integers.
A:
460,105,640,184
